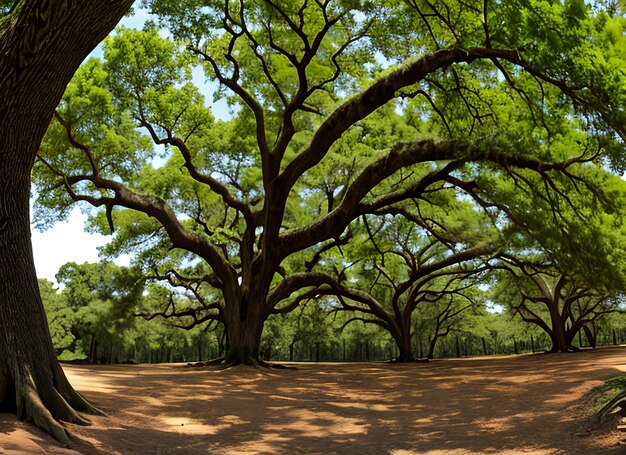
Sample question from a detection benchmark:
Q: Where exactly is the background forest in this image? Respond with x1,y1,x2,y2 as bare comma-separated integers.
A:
39,264,626,364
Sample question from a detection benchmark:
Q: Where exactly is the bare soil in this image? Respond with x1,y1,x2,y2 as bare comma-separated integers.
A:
1,347,626,454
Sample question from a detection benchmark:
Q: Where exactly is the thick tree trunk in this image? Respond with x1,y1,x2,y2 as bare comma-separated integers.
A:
391,322,414,362
197,336,203,362
396,334,414,362
224,319,264,363
0,175,99,442
427,335,439,360
584,325,598,348
223,294,266,364
289,340,295,361
548,313,571,353
0,0,133,443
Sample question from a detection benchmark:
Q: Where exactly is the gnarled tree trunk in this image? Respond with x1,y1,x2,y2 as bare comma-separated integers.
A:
547,309,572,353
583,324,598,348
0,0,133,443
392,324,414,362
223,293,266,364
0,175,98,440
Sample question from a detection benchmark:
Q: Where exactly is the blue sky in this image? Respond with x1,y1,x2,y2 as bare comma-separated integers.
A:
31,7,228,283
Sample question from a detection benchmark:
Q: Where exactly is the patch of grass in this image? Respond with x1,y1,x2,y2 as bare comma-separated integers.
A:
58,349,87,362
586,374,626,420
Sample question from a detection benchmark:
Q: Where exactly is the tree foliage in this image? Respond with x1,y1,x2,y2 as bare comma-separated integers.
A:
33,0,626,364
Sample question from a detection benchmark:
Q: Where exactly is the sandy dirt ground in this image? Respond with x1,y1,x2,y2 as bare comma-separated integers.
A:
1,347,626,454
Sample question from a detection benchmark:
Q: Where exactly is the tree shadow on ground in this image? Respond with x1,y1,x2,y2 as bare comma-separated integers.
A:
2,347,626,454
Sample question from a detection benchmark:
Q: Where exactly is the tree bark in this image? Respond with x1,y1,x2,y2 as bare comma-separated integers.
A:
583,325,598,348
223,293,266,364
0,0,133,443
389,318,414,362
89,335,97,363
427,335,439,360
0,176,99,438
547,310,571,352
395,332,414,362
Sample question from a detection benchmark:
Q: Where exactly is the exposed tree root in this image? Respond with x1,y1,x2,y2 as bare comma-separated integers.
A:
10,367,102,445
263,362,294,370
186,357,294,370
390,357,430,363
19,383,71,445
52,365,104,417
186,357,226,367
597,391,626,423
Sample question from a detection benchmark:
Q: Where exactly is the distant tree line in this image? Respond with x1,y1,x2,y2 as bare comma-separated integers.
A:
40,260,626,365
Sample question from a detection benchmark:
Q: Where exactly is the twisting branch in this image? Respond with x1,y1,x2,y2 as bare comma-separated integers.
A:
407,0,441,49
243,15,289,105
363,159,466,212
136,293,223,330
305,232,351,271
135,111,254,227
362,214,386,266
148,267,223,297
337,316,390,332
38,165,238,289
41,109,244,288
421,0,460,42
401,88,452,135
188,44,271,158
52,111,100,176
483,0,491,47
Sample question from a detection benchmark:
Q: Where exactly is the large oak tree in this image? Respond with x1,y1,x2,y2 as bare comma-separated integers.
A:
35,0,626,365
0,0,133,443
